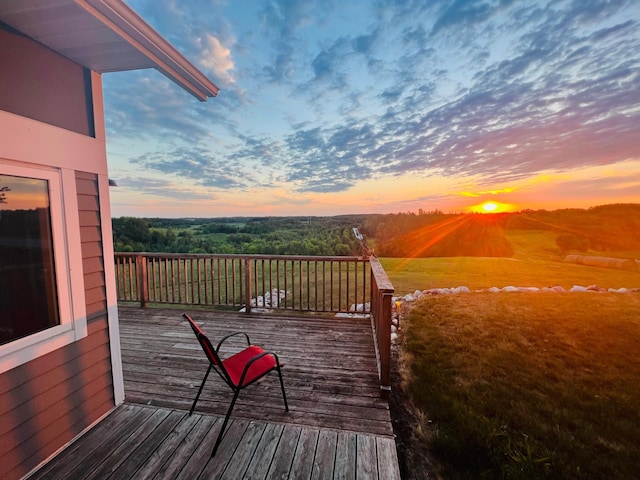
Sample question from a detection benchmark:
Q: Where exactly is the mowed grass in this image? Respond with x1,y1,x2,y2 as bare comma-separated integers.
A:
402,292,640,479
380,229,640,294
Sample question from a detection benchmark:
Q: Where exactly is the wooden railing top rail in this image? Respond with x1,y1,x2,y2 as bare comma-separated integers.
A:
369,256,394,291
114,252,367,262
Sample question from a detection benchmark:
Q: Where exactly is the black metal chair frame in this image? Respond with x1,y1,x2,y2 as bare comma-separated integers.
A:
183,313,289,457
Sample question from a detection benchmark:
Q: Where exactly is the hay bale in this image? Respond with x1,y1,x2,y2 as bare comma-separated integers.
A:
564,255,638,271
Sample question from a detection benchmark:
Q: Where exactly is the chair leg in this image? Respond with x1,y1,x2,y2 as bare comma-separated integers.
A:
277,366,289,412
189,364,212,416
211,388,241,457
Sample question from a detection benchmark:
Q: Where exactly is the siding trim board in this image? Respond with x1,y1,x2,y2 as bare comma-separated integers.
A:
98,173,125,405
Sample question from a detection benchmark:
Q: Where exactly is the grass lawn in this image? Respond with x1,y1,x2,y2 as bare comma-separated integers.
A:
380,229,640,294
401,292,640,479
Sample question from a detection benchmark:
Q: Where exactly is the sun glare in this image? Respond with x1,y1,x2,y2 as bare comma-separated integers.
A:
469,201,514,213
482,201,498,212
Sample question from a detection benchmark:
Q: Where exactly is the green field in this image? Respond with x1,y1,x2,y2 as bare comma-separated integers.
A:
402,293,640,479
387,229,640,479
381,230,639,294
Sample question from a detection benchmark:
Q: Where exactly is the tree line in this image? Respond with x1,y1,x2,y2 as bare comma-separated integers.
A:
112,204,640,257
112,215,367,256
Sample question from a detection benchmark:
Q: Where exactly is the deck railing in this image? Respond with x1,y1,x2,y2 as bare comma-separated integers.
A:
114,252,394,395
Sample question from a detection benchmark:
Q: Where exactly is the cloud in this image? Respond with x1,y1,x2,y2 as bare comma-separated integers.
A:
132,147,251,190
112,176,215,201
198,34,236,85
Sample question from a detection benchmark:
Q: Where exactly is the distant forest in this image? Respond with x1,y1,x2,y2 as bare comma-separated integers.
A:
112,203,640,258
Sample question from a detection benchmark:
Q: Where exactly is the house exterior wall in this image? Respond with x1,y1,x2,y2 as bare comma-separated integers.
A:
0,33,120,480
0,23,94,137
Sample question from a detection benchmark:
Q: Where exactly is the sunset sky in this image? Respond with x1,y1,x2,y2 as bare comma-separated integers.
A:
104,0,640,218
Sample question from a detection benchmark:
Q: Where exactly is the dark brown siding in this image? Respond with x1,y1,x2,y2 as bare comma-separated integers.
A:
0,172,114,480
0,23,94,136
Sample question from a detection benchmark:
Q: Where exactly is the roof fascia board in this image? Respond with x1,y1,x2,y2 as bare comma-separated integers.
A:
76,0,219,101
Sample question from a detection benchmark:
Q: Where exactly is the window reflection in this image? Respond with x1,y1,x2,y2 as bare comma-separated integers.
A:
0,174,59,345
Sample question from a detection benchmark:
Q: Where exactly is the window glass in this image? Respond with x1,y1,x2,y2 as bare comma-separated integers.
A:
0,174,60,345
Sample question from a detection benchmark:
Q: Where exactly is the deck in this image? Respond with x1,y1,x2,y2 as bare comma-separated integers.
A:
30,307,400,479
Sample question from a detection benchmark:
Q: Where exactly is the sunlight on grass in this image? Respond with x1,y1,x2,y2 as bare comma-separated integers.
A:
401,293,640,479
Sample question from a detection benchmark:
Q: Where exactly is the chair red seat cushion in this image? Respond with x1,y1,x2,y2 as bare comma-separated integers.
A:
223,345,277,387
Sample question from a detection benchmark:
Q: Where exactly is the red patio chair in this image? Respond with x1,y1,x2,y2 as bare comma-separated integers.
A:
183,313,289,456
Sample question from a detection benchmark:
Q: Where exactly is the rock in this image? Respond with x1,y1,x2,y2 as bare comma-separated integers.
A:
502,286,518,292
488,287,501,293
570,285,587,292
391,332,398,344
350,303,366,312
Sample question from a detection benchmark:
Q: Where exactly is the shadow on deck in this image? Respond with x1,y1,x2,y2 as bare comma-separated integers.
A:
30,306,400,479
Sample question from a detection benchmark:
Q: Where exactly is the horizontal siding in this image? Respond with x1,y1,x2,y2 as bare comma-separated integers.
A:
0,322,113,479
78,210,100,227
3,387,114,480
0,171,114,480
84,271,105,291
80,225,101,243
77,193,100,211
83,256,105,275
81,240,103,259
86,302,109,322
0,322,110,419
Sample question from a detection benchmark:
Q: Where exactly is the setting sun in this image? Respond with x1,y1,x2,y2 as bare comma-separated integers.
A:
468,201,514,213
482,202,498,212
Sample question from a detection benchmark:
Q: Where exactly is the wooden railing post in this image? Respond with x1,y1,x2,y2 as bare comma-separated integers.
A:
244,257,252,314
136,253,149,308
379,291,393,396
369,256,394,398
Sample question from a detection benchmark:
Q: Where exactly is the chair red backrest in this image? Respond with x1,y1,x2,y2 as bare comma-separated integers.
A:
185,314,222,367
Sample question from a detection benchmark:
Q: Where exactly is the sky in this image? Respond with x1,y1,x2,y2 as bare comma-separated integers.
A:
104,0,640,218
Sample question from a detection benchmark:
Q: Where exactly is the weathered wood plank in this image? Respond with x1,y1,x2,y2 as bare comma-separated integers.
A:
311,429,337,480
29,404,143,480
218,420,267,479
288,427,319,480
170,418,225,480
376,436,402,480
81,409,172,480
334,431,357,480
193,419,250,479
266,425,302,480
355,434,378,480
243,422,285,479
130,413,200,480
59,407,163,480
108,410,185,479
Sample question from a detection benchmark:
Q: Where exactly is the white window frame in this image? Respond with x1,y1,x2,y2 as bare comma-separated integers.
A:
0,162,87,373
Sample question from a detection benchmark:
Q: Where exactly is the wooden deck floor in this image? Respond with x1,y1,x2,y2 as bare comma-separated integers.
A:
30,307,400,479
119,307,392,436
31,403,400,480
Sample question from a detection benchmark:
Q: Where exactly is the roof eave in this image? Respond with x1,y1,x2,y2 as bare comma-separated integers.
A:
78,0,219,101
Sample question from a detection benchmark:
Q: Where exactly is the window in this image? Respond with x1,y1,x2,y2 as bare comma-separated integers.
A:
0,175,60,345
0,163,86,372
